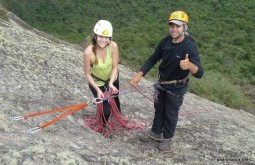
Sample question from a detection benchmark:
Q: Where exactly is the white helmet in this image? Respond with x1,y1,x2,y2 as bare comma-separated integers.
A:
93,20,113,37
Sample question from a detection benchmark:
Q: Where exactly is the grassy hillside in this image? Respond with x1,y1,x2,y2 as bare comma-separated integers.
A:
1,0,254,114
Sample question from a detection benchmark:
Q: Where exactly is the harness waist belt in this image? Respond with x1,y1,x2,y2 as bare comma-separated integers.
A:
91,74,109,83
160,78,188,85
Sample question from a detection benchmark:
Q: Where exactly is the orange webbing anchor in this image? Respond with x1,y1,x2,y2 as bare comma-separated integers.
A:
10,98,103,134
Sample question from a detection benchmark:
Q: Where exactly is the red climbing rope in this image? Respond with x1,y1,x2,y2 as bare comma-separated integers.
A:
84,91,146,137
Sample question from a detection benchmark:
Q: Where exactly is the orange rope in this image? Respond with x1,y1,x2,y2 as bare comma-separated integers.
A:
19,102,89,131
23,103,88,118
39,103,88,129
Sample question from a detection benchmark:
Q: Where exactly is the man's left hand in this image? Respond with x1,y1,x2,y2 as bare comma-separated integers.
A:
180,54,190,70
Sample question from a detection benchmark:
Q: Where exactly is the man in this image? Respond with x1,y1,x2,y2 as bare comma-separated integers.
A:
130,11,203,151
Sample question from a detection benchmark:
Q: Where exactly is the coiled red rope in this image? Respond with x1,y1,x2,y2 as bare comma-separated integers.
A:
84,90,146,137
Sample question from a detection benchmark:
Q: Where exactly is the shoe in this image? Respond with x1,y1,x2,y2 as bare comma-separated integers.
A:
139,130,162,142
158,138,172,151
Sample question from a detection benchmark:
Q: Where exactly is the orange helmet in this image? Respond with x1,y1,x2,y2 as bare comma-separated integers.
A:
168,11,189,25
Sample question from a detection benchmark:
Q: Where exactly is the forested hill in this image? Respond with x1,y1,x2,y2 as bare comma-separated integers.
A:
1,0,254,114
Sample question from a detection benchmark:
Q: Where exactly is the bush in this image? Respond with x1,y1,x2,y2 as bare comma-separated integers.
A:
189,70,251,110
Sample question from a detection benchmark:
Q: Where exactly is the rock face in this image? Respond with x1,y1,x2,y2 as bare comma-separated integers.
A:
1,9,255,165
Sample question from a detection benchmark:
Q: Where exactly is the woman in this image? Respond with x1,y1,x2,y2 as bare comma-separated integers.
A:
83,20,121,124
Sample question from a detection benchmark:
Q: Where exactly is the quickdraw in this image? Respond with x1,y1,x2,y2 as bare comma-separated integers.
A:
9,98,103,134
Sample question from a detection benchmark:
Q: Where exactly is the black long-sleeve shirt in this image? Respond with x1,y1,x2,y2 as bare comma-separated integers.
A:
140,35,203,81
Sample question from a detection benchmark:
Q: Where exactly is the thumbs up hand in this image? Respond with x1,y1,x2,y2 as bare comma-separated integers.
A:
180,54,190,70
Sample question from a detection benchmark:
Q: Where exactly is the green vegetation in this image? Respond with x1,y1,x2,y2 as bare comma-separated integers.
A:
1,0,254,114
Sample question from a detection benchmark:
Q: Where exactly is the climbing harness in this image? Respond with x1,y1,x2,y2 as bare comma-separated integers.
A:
9,98,103,134
156,84,182,98
153,78,189,101
151,77,190,102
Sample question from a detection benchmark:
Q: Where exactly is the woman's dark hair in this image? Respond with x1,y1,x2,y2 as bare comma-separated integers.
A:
91,34,98,65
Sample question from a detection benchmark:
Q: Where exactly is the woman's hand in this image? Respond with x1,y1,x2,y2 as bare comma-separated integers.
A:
96,89,104,98
108,83,119,94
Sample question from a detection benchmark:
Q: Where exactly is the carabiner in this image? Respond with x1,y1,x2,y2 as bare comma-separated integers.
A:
27,127,41,134
92,98,103,105
9,116,25,121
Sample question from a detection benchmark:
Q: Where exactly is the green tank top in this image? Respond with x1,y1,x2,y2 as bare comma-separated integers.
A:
91,45,113,86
